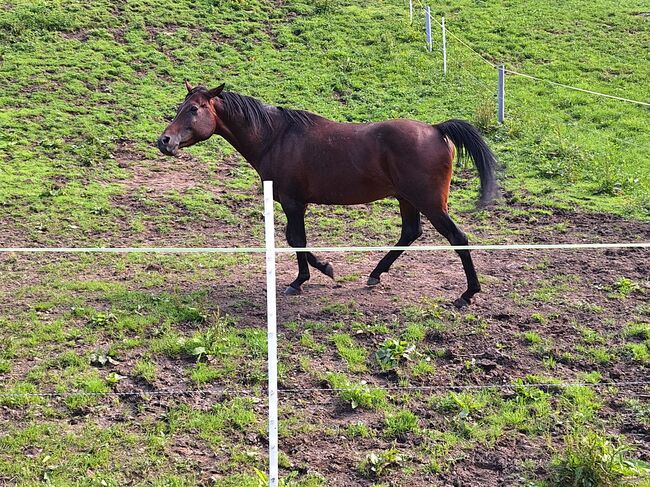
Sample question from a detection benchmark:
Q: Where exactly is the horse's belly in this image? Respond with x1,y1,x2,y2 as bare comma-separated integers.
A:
307,178,395,205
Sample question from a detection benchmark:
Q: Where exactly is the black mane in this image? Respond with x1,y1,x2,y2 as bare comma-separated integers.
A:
189,87,315,132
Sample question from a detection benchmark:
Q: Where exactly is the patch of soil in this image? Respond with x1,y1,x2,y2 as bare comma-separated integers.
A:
107,27,126,44
59,29,89,42
118,154,209,194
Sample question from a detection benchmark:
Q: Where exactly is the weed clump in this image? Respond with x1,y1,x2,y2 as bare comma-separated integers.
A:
375,338,416,371
359,449,403,478
550,431,650,487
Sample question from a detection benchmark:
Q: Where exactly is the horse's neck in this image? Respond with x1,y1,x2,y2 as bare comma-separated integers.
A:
214,105,279,171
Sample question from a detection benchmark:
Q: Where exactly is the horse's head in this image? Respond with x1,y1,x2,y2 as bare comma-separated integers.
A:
157,81,225,156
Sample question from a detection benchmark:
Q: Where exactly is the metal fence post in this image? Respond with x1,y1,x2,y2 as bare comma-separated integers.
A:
442,16,447,75
425,6,432,52
497,64,505,123
263,180,279,487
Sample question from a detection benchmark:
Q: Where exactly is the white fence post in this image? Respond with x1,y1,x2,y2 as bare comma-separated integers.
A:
425,6,432,52
263,180,279,487
442,16,447,75
497,65,505,123
409,0,413,23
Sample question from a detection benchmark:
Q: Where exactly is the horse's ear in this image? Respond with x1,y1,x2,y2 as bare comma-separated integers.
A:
184,80,193,93
206,83,225,99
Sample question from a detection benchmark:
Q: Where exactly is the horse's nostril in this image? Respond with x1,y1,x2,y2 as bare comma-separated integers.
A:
161,135,171,145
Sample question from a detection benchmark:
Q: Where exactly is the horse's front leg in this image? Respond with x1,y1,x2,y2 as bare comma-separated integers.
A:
282,200,335,295
282,200,311,295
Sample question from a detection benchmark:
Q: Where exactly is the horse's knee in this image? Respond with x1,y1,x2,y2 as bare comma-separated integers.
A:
286,234,305,248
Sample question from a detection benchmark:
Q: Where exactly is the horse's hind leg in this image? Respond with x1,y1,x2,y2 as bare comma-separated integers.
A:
282,200,334,295
425,210,481,308
367,198,422,285
307,253,334,279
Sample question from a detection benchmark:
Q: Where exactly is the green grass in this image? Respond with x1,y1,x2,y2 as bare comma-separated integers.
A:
624,322,650,340
345,421,372,439
576,345,615,365
384,409,419,438
133,357,157,383
299,330,326,353
0,422,143,485
623,343,650,364
331,333,368,373
2,288,647,487
325,372,387,410
522,330,555,358
184,398,258,445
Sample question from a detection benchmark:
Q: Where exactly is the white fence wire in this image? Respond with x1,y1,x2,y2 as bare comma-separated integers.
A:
1,242,649,254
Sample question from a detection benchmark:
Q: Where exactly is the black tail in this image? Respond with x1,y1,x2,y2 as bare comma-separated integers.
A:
436,119,499,207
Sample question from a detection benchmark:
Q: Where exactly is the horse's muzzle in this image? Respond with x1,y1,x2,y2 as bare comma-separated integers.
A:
157,135,179,156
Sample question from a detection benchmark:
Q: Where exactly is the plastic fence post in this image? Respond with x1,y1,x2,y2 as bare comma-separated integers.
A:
263,180,279,487
497,64,505,123
425,6,432,52
442,16,447,75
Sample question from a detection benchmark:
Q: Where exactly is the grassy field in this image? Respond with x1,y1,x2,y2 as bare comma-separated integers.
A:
1,0,649,485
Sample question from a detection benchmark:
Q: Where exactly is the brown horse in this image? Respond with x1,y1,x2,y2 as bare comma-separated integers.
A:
158,82,498,308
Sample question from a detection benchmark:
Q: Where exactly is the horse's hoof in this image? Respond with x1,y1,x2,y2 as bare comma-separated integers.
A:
285,285,302,296
323,262,335,280
366,277,381,286
453,297,470,309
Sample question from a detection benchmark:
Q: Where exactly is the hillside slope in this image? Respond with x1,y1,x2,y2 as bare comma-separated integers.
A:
0,0,648,248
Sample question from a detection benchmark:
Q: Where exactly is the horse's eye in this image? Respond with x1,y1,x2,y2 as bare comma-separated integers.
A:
190,106,198,113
